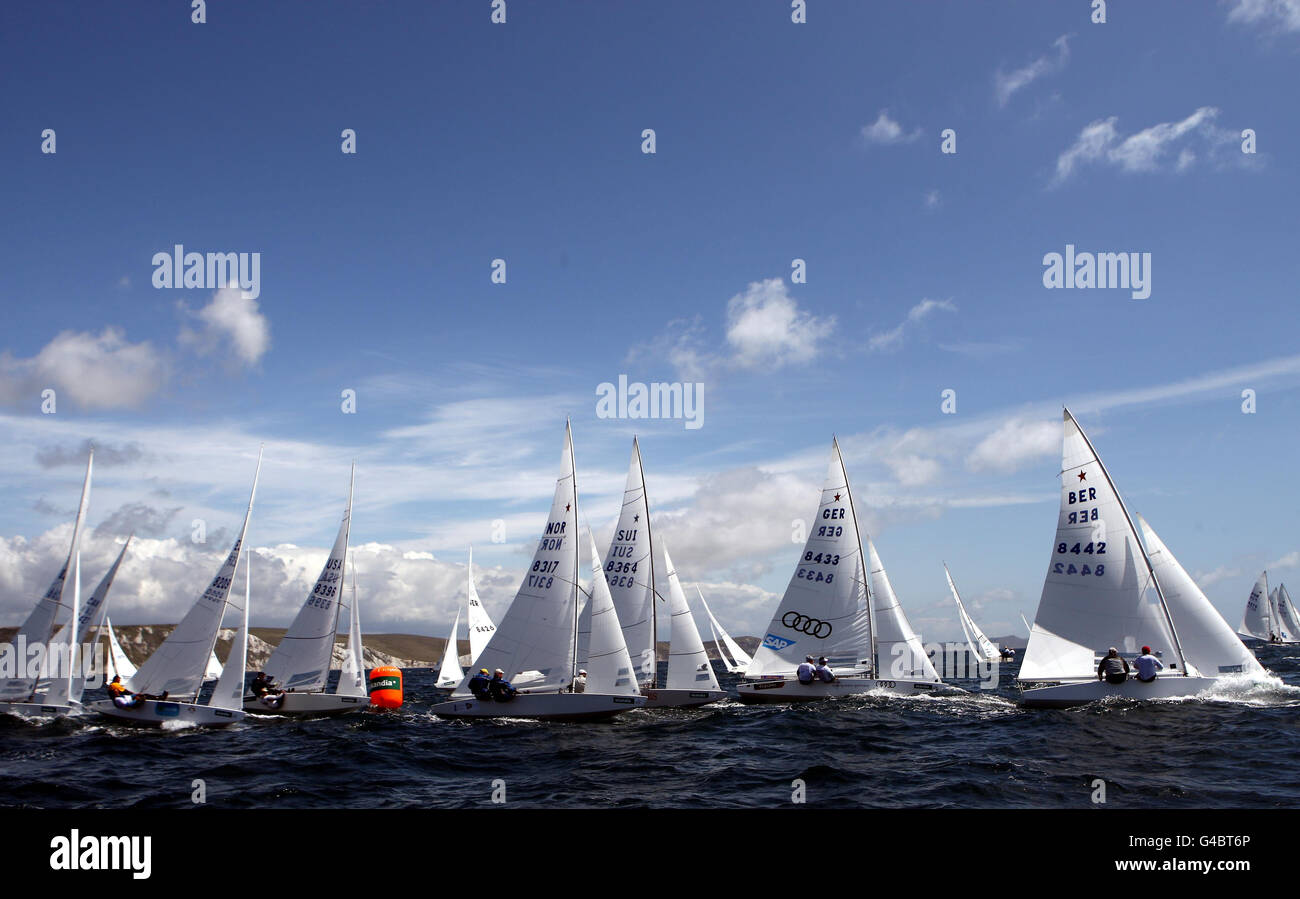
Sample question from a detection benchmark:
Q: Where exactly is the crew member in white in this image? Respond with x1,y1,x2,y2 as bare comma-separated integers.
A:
796,655,817,684
1133,645,1164,683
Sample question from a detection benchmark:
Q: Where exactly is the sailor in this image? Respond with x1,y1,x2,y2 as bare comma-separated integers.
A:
488,669,518,702
571,669,587,693
467,667,493,700
249,671,278,698
815,656,835,683
1133,645,1164,683
796,655,817,685
107,675,166,707
1096,647,1130,685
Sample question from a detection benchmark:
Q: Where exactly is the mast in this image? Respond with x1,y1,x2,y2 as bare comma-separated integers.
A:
835,437,876,676
66,547,80,703
568,420,580,684
330,464,356,652
635,436,659,689
1066,409,1188,676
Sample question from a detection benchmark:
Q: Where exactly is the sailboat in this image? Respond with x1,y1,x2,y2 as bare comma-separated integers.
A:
1237,572,1275,643
1018,410,1264,708
737,438,945,702
89,450,262,726
429,422,646,720
0,451,93,717
335,551,368,700
103,617,138,681
436,608,465,689
245,467,369,715
466,547,496,664
697,586,751,674
1275,584,1300,644
603,438,725,708
945,564,1000,663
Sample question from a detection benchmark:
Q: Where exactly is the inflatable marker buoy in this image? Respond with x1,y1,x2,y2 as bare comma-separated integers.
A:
368,666,403,709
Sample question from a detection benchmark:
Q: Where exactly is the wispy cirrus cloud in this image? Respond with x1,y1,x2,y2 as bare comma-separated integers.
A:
995,34,1071,107
1225,0,1300,34
860,109,922,145
1052,106,1245,185
867,298,956,352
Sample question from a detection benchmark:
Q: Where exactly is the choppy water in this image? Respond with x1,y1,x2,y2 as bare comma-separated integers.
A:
3,647,1299,809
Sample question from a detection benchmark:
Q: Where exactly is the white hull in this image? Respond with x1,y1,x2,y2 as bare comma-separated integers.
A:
0,701,81,718
430,692,646,721
735,676,948,704
243,692,370,716
88,698,245,727
642,688,729,709
1019,675,1222,709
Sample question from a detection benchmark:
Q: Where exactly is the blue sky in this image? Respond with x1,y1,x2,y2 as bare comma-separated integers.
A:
1,0,1298,642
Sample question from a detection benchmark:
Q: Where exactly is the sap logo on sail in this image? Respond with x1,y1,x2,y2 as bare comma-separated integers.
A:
595,375,703,431
1042,244,1150,300
49,830,151,880
151,245,261,299
762,633,795,651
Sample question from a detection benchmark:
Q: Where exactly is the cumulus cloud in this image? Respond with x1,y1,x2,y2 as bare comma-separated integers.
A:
995,34,1071,107
1267,551,1299,570
1052,107,1239,185
179,285,271,367
724,279,835,370
93,502,183,539
860,110,922,145
966,417,1061,474
867,298,956,352
1225,0,1300,33
1193,565,1243,589
0,327,165,411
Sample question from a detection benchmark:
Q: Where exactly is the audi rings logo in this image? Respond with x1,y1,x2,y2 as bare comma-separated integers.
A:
782,612,831,638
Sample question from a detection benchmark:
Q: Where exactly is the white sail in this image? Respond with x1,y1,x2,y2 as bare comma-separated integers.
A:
697,586,751,673
1136,516,1264,678
575,589,592,672
582,531,640,695
661,544,722,691
437,609,465,689
1236,572,1271,641
263,471,353,693
105,617,137,680
946,564,1000,663
1277,584,1300,644
209,550,250,711
0,452,92,701
748,439,872,678
603,438,657,686
465,547,496,665
453,423,580,695
868,539,940,682
1020,612,1031,638
204,652,224,682
130,449,263,698
335,553,366,696
1021,410,1178,682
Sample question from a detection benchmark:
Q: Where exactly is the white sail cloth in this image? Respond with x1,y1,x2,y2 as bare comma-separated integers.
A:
603,439,657,685
335,557,366,697
748,440,871,677
661,544,722,691
437,609,465,688
946,565,1000,662
868,540,940,682
466,547,496,665
582,532,640,695
698,587,751,673
1238,572,1272,640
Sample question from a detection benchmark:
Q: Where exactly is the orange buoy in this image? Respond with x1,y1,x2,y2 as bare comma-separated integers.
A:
368,666,403,709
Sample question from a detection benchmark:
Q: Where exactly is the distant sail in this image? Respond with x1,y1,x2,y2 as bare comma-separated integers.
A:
437,609,465,689
1237,572,1272,641
697,586,751,674
868,539,940,682
945,564,1000,662
661,544,722,692
466,547,496,665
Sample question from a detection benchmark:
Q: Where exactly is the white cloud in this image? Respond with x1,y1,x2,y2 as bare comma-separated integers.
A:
860,109,922,145
868,298,956,352
1226,0,1300,33
180,286,271,366
966,417,1061,474
923,189,942,210
1267,551,1299,569
724,278,835,369
1052,107,1238,184
0,327,165,411
995,34,1071,107
1194,565,1243,589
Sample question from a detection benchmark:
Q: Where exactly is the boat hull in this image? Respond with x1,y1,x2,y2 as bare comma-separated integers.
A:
242,692,370,716
1019,675,1221,709
0,701,81,718
642,688,728,709
88,698,245,727
735,676,946,704
429,692,646,721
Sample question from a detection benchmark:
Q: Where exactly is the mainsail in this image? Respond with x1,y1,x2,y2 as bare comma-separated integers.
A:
437,609,465,688
129,449,263,698
698,586,751,673
1277,584,1300,644
209,549,250,712
1136,516,1264,677
43,537,132,706
465,547,496,665
945,564,1000,662
1237,572,1272,641
747,439,872,678
603,438,657,686
661,544,723,691
0,452,93,701
582,531,639,695
1020,410,1180,682
868,540,940,682
105,618,137,680
335,553,366,697
453,423,580,694
263,469,354,693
